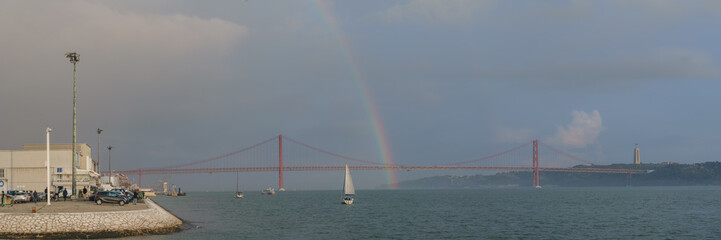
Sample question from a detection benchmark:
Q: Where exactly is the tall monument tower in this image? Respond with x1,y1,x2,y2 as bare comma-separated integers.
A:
634,144,640,164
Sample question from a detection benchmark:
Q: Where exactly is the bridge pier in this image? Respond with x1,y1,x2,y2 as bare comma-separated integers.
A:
627,168,632,186
279,134,284,191
532,140,540,188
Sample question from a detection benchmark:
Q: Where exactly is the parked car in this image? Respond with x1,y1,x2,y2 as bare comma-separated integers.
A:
107,189,129,203
109,188,125,194
6,190,22,196
94,191,126,206
116,189,134,203
12,193,31,203
36,192,46,200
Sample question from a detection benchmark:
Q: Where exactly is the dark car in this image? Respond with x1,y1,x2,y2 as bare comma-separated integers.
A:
110,189,132,203
94,191,126,206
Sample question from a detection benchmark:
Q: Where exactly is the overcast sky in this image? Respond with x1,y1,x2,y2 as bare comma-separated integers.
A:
2,0,721,190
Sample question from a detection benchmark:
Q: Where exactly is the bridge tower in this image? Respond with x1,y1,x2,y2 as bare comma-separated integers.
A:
532,140,540,187
279,134,284,191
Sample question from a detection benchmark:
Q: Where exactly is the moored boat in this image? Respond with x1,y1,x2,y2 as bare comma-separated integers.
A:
261,188,276,195
234,172,244,198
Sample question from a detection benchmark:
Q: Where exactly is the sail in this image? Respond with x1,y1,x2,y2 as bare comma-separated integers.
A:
344,164,355,195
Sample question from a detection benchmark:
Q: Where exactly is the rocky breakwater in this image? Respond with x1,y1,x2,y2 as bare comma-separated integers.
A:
0,199,182,238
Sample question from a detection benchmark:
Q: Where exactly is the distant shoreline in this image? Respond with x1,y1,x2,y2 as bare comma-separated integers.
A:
392,161,721,189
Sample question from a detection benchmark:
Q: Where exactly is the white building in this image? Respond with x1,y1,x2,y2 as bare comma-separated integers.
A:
0,143,100,195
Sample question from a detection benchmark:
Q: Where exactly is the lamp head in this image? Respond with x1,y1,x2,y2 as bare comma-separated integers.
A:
65,52,79,63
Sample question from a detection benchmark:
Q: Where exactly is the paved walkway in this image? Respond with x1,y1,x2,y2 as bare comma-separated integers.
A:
0,199,148,213
0,198,181,237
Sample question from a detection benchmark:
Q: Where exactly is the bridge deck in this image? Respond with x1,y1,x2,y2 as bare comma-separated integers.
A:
111,165,642,175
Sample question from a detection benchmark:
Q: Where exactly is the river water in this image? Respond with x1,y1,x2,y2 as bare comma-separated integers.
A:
128,187,721,239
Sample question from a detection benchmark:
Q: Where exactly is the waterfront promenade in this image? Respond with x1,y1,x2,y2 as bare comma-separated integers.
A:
0,198,182,238
0,200,148,213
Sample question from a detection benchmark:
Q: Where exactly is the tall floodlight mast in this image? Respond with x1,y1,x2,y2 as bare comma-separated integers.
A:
65,52,79,198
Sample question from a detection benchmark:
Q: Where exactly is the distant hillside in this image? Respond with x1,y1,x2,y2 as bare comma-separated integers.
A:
394,161,721,189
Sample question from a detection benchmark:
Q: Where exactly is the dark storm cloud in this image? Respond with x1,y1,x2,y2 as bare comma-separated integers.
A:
3,0,721,190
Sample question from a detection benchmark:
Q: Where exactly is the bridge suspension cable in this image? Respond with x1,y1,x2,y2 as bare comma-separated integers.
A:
145,135,279,170
283,136,384,165
447,141,531,166
538,141,596,166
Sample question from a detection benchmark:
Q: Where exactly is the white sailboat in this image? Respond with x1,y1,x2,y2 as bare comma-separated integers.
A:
342,164,355,205
234,172,244,198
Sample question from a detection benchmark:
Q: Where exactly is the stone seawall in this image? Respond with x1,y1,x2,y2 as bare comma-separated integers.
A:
0,199,182,238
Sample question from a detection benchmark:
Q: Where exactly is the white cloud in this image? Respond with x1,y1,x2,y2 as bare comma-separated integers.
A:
378,0,494,24
548,110,604,148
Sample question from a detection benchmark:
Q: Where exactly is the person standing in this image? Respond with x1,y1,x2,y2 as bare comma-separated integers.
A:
132,190,138,205
62,189,68,201
33,190,38,204
1,191,5,207
83,187,88,200
44,188,48,201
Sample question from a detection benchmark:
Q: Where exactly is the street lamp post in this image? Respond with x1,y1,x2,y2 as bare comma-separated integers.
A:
97,128,102,173
46,127,52,206
65,52,79,197
108,145,112,185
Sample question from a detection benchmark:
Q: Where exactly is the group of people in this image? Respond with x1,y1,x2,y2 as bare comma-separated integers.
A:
14,187,90,202
2,187,145,206
54,187,89,201
1,189,49,205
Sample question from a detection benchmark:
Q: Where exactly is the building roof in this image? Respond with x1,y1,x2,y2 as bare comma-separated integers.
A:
22,143,91,151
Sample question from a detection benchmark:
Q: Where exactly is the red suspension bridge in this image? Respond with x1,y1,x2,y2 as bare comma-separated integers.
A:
110,135,641,189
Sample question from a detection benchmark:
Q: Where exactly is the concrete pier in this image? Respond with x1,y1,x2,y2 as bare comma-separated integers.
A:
0,199,182,238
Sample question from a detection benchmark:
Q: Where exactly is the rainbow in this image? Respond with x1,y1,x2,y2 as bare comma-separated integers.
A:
313,0,399,189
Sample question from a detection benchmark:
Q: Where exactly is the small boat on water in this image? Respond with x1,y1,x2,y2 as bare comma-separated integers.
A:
170,185,186,196
261,187,276,195
342,164,355,205
234,172,244,198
